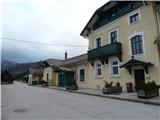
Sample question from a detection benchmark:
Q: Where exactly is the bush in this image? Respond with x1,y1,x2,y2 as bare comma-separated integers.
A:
104,81,113,87
39,80,48,86
104,81,121,87
135,81,159,92
115,82,120,87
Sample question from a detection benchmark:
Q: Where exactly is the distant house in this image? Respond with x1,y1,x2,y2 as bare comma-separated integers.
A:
56,53,89,88
42,59,63,86
28,68,43,85
1,70,15,84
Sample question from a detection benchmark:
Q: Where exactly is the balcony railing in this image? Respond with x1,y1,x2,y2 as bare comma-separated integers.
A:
88,42,122,66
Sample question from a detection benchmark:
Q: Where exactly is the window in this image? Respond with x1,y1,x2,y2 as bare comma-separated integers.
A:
109,58,120,77
79,69,85,81
130,13,139,24
130,4,136,9
108,10,118,19
131,35,143,55
46,73,49,81
112,61,119,75
96,63,102,77
109,28,118,43
110,31,117,43
96,37,102,48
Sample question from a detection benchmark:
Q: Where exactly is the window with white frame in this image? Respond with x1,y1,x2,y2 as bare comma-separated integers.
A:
129,12,140,24
110,30,118,43
95,37,102,48
130,35,144,55
109,58,119,76
95,63,102,77
79,69,85,81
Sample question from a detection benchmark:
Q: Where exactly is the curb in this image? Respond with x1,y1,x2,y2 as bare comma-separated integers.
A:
69,90,160,106
33,85,160,106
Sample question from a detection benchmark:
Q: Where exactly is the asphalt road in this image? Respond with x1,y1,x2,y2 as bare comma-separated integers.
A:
1,82,160,120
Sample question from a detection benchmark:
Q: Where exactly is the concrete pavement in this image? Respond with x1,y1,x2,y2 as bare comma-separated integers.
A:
2,82,160,120
44,86,160,106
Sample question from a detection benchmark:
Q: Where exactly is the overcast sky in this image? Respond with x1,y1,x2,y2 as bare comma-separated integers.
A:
1,0,108,63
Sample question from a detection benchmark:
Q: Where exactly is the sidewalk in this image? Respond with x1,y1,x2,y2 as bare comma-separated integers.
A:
41,85,160,106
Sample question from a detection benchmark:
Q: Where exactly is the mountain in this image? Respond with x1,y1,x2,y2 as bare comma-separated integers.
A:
8,61,44,74
1,59,17,71
1,59,44,79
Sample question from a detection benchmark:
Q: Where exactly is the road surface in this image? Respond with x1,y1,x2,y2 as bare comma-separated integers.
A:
1,82,160,120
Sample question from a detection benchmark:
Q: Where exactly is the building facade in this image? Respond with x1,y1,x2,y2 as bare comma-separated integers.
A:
42,59,63,86
81,1,160,91
56,54,89,88
26,68,43,85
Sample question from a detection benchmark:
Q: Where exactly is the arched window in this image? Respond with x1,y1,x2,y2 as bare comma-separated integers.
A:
131,35,143,55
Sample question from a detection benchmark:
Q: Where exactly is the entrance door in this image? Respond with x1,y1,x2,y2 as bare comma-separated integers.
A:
65,72,75,86
134,69,145,85
58,72,65,87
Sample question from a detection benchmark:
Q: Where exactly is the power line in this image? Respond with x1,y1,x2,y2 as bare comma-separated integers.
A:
1,37,88,48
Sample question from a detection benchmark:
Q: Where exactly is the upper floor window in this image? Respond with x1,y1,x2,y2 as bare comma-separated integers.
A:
131,35,144,55
95,36,102,48
110,31,117,43
109,29,118,43
79,69,85,81
129,13,139,24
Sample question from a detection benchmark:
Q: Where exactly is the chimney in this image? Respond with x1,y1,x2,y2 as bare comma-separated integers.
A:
65,51,67,60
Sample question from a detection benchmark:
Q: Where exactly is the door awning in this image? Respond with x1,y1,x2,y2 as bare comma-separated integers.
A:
55,67,74,72
120,59,153,75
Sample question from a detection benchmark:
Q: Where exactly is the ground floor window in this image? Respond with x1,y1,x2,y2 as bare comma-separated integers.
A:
109,58,120,77
95,63,102,77
46,73,49,81
79,69,85,81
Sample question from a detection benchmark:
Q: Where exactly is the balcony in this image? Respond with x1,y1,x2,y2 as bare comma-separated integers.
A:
88,42,122,66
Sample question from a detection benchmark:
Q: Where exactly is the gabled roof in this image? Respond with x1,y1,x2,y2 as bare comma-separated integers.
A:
80,1,118,37
60,53,87,66
1,70,15,79
29,68,43,76
43,59,63,67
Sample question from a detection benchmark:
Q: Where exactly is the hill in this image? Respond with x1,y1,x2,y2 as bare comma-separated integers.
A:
1,59,44,79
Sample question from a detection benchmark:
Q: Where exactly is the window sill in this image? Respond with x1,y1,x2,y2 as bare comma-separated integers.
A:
95,76,103,79
109,74,121,78
132,53,145,57
79,80,86,83
129,20,140,25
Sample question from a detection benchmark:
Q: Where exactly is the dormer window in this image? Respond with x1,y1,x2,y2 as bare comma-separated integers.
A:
108,10,118,19
130,4,136,9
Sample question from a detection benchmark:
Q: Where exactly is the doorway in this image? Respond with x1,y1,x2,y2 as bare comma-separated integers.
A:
134,69,145,85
